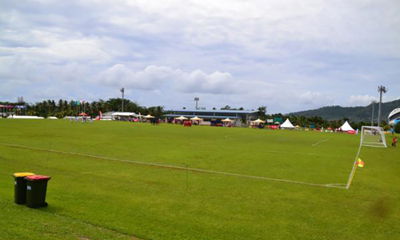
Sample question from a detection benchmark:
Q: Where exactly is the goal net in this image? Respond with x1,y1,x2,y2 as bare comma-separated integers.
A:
360,126,387,148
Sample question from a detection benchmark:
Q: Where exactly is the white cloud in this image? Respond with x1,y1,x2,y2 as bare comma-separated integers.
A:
97,64,240,94
98,65,176,90
0,0,399,112
177,70,239,94
348,95,378,106
101,0,400,57
0,37,110,64
299,91,334,106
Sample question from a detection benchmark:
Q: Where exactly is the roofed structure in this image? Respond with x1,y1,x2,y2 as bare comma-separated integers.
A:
164,109,258,124
388,108,400,125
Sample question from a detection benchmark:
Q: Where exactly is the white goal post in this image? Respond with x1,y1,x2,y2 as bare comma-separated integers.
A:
360,126,387,148
346,126,387,189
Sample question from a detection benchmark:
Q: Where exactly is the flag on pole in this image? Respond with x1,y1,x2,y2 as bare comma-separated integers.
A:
357,158,365,168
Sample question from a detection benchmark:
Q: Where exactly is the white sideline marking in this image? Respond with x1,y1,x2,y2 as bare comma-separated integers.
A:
311,138,329,147
0,143,346,189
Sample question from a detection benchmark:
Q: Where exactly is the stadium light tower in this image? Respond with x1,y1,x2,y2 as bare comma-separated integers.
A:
194,97,199,110
121,87,125,112
371,100,376,126
377,85,387,127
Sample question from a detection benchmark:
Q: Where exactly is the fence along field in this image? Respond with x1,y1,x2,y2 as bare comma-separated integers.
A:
0,119,399,240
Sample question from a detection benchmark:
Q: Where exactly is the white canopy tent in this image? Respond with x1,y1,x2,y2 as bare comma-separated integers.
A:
339,121,354,131
280,119,295,129
143,114,155,119
7,115,44,119
190,116,202,121
175,116,188,121
221,118,233,122
251,119,265,124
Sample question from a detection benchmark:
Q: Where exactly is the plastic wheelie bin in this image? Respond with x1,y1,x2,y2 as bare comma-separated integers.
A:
13,172,35,204
25,175,51,208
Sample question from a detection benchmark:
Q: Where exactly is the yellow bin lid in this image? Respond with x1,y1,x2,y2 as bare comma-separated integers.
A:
13,172,35,177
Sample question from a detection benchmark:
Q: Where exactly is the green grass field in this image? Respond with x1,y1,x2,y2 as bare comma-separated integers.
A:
0,120,399,240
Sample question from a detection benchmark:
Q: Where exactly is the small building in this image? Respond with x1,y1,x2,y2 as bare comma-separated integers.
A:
164,109,258,125
100,112,138,121
108,112,139,121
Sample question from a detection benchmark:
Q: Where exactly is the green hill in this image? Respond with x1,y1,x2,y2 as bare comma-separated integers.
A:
291,99,400,122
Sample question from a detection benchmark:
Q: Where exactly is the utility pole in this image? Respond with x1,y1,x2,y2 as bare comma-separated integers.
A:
194,97,199,110
121,88,125,112
377,85,387,127
371,101,376,126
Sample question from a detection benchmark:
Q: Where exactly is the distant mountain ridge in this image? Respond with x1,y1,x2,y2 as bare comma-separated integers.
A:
290,99,400,122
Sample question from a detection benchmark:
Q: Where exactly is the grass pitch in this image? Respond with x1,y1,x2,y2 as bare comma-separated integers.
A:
0,120,399,240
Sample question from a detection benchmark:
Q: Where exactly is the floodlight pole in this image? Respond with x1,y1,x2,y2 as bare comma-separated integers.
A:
121,88,125,112
377,86,387,127
194,97,199,110
371,101,375,126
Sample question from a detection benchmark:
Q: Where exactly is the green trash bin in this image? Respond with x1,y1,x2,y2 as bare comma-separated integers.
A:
13,172,35,204
25,175,51,208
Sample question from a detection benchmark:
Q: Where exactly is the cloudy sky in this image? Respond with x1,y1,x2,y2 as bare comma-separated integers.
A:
1,0,399,113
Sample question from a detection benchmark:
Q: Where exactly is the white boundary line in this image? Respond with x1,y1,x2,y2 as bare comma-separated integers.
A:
0,143,346,189
311,138,329,147
345,135,363,189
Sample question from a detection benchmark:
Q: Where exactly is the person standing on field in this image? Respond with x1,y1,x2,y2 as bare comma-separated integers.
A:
392,137,398,147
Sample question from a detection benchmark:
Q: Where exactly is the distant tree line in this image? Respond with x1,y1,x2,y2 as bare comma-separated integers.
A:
0,99,394,130
283,114,383,130
0,98,164,118
256,108,391,130
212,105,386,130
267,114,390,130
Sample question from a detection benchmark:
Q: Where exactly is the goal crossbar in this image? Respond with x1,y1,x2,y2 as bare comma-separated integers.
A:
359,126,387,148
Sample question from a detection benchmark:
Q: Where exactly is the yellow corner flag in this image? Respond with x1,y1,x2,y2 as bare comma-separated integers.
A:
357,158,365,168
